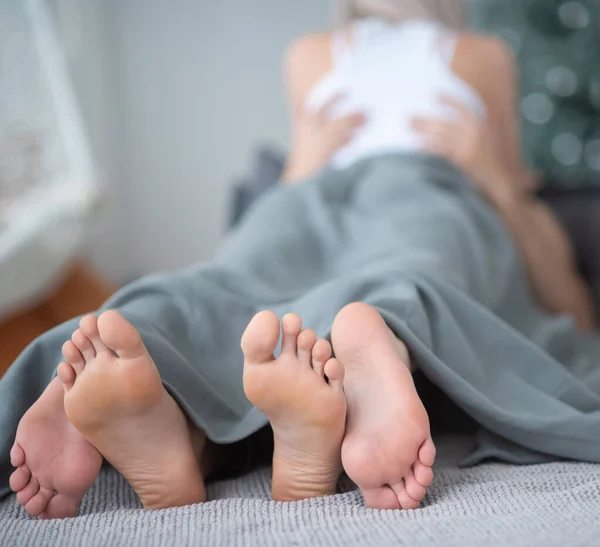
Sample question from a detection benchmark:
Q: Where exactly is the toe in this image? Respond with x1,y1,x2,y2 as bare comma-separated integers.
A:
324,358,344,391
80,315,110,354
97,310,146,359
281,313,303,354
418,438,436,467
404,470,427,502
16,476,40,507
311,339,332,378
10,442,25,467
42,493,80,520
57,362,76,391
241,310,280,363
72,329,96,361
362,486,401,510
9,465,31,492
62,341,85,374
391,480,421,510
413,461,434,487
25,486,55,518
296,329,317,366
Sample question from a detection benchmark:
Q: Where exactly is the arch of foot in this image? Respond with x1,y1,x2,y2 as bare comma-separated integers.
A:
469,0,600,187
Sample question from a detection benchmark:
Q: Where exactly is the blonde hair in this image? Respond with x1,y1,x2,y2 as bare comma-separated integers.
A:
336,0,466,30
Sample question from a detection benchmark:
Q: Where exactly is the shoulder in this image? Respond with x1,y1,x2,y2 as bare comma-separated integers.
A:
284,32,334,107
455,32,516,74
452,32,517,104
285,32,332,68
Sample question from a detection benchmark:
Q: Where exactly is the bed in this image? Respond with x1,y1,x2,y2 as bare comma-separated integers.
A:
2,435,600,546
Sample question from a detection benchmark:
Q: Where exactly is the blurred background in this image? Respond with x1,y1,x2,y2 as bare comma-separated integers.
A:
1,0,599,375
49,0,330,283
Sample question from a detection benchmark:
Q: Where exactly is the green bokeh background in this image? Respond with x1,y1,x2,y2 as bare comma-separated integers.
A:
468,0,600,187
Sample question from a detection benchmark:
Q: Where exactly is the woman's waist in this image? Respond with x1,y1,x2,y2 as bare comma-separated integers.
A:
330,149,477,194
331,140,421,170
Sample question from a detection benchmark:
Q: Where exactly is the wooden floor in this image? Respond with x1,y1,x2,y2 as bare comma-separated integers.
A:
0,262,115,379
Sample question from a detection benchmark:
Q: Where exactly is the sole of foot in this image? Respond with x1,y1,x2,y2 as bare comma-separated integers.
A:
242,311,346,502
58,311,206,510
9,376,103,519
331,302,436,510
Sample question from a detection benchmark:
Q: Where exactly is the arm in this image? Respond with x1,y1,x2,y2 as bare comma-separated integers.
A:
412,93,596,331
466,39,594,327
452,35,539,191
281,35,365,183
486,174,596,332
411,36,534,201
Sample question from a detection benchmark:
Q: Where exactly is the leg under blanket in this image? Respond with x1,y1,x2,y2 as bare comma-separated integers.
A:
2,154,600,499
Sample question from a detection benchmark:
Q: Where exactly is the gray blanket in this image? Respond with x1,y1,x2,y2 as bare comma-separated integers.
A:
2,435,600,547
2,153,600,501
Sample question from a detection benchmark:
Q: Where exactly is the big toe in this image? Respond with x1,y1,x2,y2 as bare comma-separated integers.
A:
241,310,280,363
97,310,145,359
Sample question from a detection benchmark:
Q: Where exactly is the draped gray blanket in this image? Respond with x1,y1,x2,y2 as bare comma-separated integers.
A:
2,153,600,500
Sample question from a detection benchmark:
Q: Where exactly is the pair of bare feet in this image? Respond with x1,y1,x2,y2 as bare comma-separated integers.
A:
9,303,435,519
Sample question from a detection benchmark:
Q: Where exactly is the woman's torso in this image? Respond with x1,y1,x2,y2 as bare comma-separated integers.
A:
305,18,486,169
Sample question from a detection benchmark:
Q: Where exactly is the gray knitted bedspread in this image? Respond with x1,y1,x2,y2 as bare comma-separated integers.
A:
2,435,599,547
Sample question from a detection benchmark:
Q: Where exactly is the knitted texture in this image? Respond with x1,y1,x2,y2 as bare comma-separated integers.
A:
3,436,600,547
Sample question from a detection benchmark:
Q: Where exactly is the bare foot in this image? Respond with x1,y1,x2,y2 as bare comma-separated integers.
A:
58,311,206,510
9,377,103,519
242,311,346,502
332,302,436,510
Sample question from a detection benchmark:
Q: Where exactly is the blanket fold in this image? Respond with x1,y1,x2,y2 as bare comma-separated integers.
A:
2,153,599,499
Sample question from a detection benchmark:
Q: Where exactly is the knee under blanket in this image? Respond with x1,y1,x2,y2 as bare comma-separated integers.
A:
2,153,600,499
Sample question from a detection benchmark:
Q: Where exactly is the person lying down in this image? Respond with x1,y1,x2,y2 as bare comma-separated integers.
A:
2,0,600,519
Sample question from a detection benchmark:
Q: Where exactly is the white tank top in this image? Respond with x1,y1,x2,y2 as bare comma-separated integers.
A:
305,18,486,169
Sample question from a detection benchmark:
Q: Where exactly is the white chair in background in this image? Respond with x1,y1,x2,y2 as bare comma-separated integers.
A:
0,0,101,321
